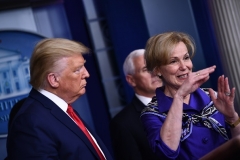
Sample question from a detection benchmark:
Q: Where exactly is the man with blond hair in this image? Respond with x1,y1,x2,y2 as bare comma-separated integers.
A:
7,38,113,160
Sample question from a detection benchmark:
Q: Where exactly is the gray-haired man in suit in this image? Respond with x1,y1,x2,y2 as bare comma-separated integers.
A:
110,49,163,160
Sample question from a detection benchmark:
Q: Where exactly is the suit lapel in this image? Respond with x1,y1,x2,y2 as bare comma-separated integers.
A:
132,95,146,112
29,89,100,159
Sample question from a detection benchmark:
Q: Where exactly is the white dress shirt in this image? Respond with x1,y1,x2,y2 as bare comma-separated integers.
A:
135,93,152,106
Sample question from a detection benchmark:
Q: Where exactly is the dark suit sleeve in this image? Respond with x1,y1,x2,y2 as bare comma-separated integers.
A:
8,98,26,129
110,120,142,160
7,112,59,160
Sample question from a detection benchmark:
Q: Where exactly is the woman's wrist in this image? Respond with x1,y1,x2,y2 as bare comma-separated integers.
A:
225,113,240,128
174,93,185,101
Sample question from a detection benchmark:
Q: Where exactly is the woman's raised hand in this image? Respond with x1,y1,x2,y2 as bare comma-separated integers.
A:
209,75,237,120
177,65,216,98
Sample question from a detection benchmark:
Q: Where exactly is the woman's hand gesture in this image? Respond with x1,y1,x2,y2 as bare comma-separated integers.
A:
177,65,216,98
209,75,237,120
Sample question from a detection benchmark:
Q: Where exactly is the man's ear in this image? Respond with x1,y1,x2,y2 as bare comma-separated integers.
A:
126,75,136,87
47,73,59,88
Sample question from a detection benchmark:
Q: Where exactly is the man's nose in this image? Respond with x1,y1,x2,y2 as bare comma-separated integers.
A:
83,66,90,78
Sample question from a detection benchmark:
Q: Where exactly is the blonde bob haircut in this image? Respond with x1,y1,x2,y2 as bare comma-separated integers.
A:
29,38,89,89
144,31,195,72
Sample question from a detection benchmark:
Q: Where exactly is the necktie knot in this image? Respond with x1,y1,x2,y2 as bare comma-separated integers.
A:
67,105,74,114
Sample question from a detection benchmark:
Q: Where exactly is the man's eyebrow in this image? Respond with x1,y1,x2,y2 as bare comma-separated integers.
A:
140,66,147,71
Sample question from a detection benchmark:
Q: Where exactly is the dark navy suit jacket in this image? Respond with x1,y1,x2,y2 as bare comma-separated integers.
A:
7,88,113,160
110,95,160,160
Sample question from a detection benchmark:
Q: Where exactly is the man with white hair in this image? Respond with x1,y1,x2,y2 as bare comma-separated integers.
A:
110,49,163,160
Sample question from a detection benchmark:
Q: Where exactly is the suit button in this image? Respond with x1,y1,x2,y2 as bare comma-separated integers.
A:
202,137,208,144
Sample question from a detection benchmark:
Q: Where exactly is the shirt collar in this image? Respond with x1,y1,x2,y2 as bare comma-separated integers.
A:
135,93,152,106
38,89,68,112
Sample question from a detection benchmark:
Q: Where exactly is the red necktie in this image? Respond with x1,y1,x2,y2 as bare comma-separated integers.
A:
67,105,105,160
